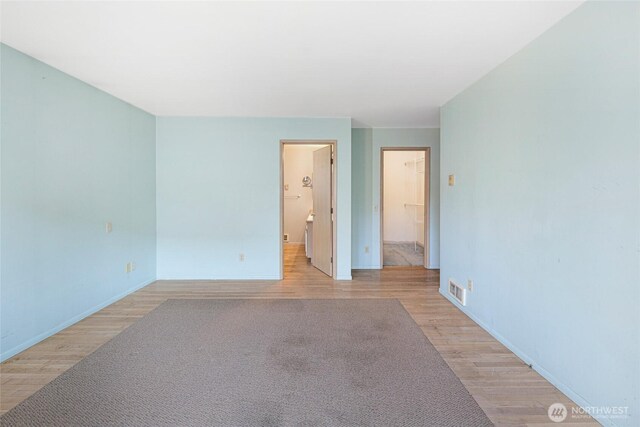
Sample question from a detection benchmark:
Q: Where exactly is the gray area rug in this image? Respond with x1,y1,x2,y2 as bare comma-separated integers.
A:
1,299,492,426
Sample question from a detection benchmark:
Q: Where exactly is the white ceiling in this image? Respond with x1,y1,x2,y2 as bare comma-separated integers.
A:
1,1,582,128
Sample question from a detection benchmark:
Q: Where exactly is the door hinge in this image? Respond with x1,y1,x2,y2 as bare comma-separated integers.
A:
330,207,334,214
331,257,333,263
331,158,334,165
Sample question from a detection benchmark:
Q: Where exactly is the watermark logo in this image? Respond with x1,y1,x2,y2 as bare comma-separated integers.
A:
548,403,567,423
547,403,629,422
572,405,629,420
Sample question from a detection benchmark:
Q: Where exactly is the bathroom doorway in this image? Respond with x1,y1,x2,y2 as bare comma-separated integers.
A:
280,141,336,279
380,148,430,267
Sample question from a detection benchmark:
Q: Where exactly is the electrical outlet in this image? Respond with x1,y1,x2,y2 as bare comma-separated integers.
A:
448,174,455,186
364,246,369,254
467,279,473,292
239,253,245,262
125,262,136,273
105,222,113,233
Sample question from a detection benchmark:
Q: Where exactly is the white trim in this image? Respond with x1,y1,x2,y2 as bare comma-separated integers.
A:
335,274,353,280
156,275,282,281
1,278,155,362
438,288,617,427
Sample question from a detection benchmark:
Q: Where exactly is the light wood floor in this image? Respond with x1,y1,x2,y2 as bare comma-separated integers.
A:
1,244,596,426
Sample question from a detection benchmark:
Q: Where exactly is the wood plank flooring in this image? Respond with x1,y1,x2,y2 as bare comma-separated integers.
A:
0,243,596,426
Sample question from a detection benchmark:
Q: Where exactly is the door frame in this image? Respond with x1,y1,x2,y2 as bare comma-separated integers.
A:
380,147,430,268
280,140,337,279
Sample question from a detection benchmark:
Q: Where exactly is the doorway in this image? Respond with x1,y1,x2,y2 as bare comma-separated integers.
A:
280,141,336,279
380,148,430,268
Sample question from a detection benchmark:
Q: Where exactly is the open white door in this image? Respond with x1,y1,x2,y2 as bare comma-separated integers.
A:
312,145,333,276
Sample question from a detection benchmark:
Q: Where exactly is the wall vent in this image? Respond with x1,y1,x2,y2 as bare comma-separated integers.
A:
283,233,289,243
448,279,466,306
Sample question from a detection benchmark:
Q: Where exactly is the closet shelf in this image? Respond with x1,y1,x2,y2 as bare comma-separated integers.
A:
399,154,425,254
404,157,425,166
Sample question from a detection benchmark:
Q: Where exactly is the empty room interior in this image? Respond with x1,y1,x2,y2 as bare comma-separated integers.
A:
0,1,638,426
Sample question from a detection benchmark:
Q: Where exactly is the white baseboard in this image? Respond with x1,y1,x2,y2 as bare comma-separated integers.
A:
438,288,618,427
1,278,156,363
157,275,282,281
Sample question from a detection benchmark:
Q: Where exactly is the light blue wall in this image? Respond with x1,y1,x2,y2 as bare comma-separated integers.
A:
0,44,157,362
352,128,440,269
156,117,352,280
440,3,639,426
351,129,374,268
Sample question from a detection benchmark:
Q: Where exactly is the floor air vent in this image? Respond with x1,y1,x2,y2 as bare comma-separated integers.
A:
448,279,466,306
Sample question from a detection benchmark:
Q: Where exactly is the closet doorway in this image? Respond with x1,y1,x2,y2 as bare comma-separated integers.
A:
280,140,336,279
380,148,430,268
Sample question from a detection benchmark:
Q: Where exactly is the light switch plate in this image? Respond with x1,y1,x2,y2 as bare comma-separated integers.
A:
448,174,455,186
